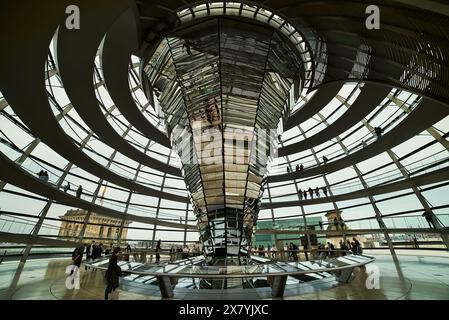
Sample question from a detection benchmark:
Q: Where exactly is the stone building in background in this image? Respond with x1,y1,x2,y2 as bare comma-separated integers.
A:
58,209,130,242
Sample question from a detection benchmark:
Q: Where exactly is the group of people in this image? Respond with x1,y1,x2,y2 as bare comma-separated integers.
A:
287,156,330,174
252,242,307,261
36,170,83,199
37,170,49,182
83,240,104,269
298,186,328,200
71,241,121,300
169,244,202,261
318,238,362,259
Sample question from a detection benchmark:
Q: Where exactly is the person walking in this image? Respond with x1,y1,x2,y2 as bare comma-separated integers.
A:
104,247,121,300
72,245,84,269
155,239,161,263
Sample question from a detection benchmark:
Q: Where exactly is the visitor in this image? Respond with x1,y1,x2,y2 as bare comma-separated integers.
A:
308,187,313,199
296,164,299,172
346,240,352,252
63,182,70,193
72,245,84,269
85,240,96,270
422,210,437,229
76,185,83,199
170,245,175,261
288,243,298,261
327,242,335,256
352,237,362,255
37,170,44,180
374,127,383,140
155,239,161,263
303,242,309,261
284,242,289,260
315,187,320,198
298,189,303,200
42,171,49,183
322,187,328,197
104,247,121,300
94,243,103,259
271,244,277,259
287,166,290,173
413,236,419,249
318,221,323,230
323,156,328,164
299,164,304,171
303,190,308,200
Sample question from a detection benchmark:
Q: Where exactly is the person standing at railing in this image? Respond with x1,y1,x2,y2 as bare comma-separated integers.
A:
63,182,70,193
155,239,161,263
76,185,83,199
322,187,328,197
37,170,44,180
42,171,49,183
422,210,437,229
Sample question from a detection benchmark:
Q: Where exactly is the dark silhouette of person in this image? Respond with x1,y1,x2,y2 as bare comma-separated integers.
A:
155,239,161,263
303,242,309,261
63,182,70,193
296,164,299,172
303,190,308,200
322,187,328,197
308,187,313,199
374,127,383,139
105,247,121,300
299,164,304,171
315,187,320,198
422,210,436,229
76,185,83,199
318,221,323,230
298,189,303,200
72,245,84,268
85,240,96,270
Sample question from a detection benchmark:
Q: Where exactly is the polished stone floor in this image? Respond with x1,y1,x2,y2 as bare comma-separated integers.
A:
0,250,448,300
